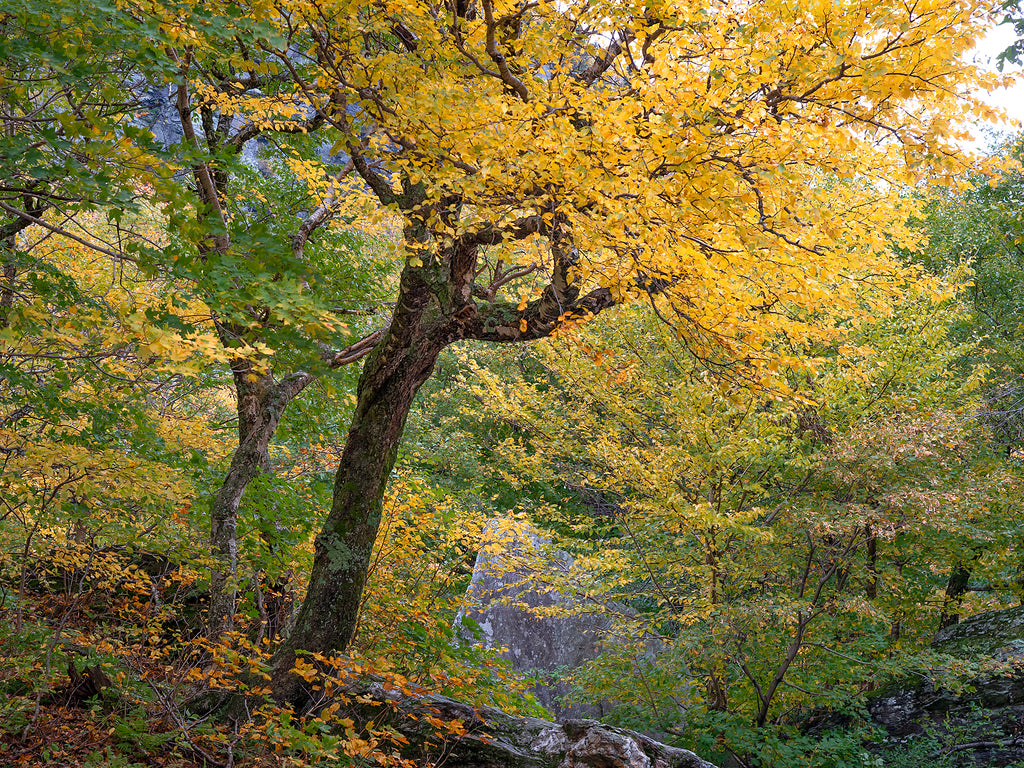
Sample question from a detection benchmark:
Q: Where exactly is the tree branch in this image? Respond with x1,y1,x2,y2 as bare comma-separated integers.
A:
327,327,388,367
0,200,136,263
175,80,229,253
465,285,615,343
481,0,530,101
291,159,355,261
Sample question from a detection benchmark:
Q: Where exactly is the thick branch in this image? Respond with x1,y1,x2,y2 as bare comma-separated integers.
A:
350,149,401,208
465,286,615,343
538,216,580,323
471,260,539,301
578,32,627,86
460,214,547,246
481,0,530,101
327,327,388,367
0,198,47,241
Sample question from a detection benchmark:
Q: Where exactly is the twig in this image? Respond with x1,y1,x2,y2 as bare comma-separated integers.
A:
147,679,226,768
0,200,137,263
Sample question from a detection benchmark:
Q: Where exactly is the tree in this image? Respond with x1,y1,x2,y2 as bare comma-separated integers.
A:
0,0,1009,710
918,135,1024,448
268,0,1005,704
447,293,1017,765
2,0,393,639
132,3,381,637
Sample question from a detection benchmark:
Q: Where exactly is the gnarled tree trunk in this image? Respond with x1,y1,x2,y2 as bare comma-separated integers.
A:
271,267,450,702
270,205,619,705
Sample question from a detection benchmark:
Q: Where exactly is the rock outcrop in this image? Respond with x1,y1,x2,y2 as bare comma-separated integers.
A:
932,605,1024,659
459,518,615,719
868,605,1024,766
392,691,720,768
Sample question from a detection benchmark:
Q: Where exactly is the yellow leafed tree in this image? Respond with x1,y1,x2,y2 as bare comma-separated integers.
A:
268,0,1010,704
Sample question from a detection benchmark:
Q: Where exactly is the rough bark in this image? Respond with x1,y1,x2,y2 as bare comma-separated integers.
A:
270,202,629,704
271,293,448,701
1,241,16,329
937,563,973,632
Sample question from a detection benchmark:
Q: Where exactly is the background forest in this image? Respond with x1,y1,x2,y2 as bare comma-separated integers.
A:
2,0,1024,766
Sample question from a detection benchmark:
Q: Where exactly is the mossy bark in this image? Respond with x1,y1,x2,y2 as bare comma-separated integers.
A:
267,209,620,707
270,318,445,704
938,563,972,631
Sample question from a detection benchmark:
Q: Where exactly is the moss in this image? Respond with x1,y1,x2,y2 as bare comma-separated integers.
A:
932,605,1024,658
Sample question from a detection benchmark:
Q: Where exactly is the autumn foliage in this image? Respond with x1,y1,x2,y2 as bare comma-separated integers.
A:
2,0,1024,766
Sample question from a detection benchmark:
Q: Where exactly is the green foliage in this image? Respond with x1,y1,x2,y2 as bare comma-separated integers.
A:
1,0,1021,764
426,292,1022,764
916,136,1024,447
870,705,1024,768
683,708,874,768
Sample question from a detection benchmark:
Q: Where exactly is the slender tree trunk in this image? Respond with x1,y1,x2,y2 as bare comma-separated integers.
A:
270,322,445,704
1,241,15,328
864,524,878,600
705,670,728,712
207,440,269,635
207,364,312,637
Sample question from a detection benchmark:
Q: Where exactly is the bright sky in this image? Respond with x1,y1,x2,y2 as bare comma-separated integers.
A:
969,21,1024,151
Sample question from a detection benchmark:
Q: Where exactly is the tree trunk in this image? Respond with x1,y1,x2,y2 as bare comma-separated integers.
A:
938,563,972,631
1,243,15,329
271,321,444,704
207,363,312,637
266,212,619,706
864,524,878,600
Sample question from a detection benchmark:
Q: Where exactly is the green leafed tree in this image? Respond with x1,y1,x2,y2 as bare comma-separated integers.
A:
918,135,1024,450
448,296,1018,764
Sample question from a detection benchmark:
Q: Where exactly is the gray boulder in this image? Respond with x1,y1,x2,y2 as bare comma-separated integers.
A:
933,605,1024,660
389,692,720,768
458,517,616,719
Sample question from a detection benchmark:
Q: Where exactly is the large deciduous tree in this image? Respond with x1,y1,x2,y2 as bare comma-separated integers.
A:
268,0,1005,703
1,0,1011,709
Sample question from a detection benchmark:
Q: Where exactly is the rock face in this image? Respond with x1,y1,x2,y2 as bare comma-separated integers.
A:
868,605,1024,766
459,518,615,719
132,83,266,167
130,82,355,169
395,692,720,768
932,605,1024,659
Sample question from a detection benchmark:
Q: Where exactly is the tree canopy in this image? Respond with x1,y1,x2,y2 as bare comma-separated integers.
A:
2,0,1023,765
